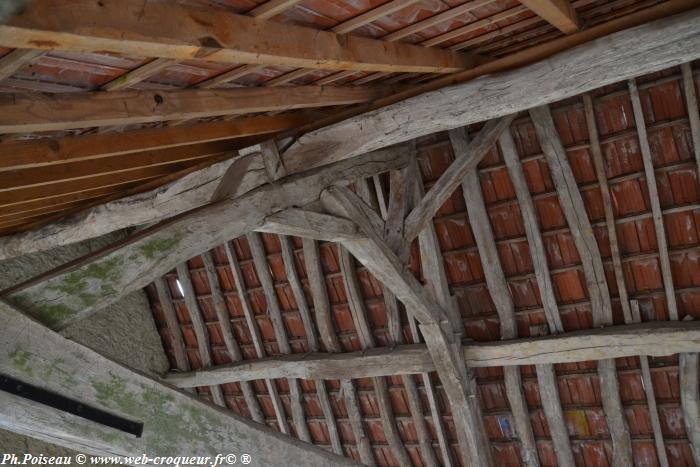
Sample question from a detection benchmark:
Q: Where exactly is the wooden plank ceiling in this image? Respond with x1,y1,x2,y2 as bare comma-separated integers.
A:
145,62,700,466
0,0,682,233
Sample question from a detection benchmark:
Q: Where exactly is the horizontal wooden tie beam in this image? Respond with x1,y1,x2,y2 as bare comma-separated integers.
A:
164,321,700,387
0,0,478,74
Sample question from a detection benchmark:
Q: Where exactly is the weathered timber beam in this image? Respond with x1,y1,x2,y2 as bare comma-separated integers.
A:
0,113,316,171
0,141,407,260
4,8,698,258
518,0,581,33
256,209,362,242
282,8,700,169
164,321,700,386
0,0,477,74
0,299,360,465
322,185,495,467
1,149,409,330
458,127,540,467
403,116,514,242
0,85,397,133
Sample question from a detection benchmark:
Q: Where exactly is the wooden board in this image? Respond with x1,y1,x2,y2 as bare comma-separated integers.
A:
0,0,476,74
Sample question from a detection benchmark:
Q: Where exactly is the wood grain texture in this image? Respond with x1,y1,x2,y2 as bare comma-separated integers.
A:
324,185,494,467
154,277,189,372
403,116,514,241
519,0,581,33
201,250,264,423
628,80,679,321
0,85,395,133
165,321,700,385
284,10,700,170
2,0,476,74
459,137,540,467
0,113,311,171
2,149,409,330
176,263,226,407
257,209,361,243
0,299,360,465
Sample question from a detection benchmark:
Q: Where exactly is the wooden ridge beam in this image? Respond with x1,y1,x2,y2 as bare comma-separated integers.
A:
0,299,360,465
282,7,700,168
0,85,397,134
518,0,581,33
1,148,409,330
0,0,477,74
163,321,700,386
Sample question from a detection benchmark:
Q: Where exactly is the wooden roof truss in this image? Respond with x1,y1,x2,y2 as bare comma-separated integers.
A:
0,2,700,466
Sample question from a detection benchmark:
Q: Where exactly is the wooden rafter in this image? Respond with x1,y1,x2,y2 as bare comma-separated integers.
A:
674,66,700,464
0,85,397,133
201,250,265,423
284,8,700,165
175,263,227,407
276,235,347,452
1,148,409,330
518,0,581,33
246,232,303,436
264,0,424,87
530,104,634,466
0,48,44,82
455,127,540,467
403,116,515,242
297,238,348,456
2,10,698,261
0,113,314,171
224,239,289,431
0,0,477,74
